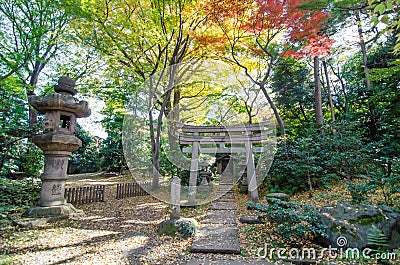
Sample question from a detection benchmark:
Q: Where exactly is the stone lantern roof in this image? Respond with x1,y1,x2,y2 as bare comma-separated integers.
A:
29,77,91,118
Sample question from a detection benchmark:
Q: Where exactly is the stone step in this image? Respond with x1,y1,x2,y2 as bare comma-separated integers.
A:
190,225,240,254
209,202,236,210
216,198,234,203
216,193,234,199
196,224,238,237
202,210,236,224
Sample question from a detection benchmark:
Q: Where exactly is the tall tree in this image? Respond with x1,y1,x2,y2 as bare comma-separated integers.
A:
71,0,204,188
196,0,331,135
0,0,72,126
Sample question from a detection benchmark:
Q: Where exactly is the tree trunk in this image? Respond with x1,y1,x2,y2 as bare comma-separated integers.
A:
298,103,309,122
313,56,323,125
329,63,348,114
322,60,335,121
355,11,371,90
27,90,38,128
148,78,159,189
259,83,285,135
27,61,43,128
307,168,313,198
355,11,378,139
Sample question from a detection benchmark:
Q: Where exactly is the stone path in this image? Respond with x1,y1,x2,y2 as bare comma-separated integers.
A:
190,183,241,254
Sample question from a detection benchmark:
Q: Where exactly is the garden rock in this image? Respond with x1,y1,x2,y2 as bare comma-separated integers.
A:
239,215,265,224
265,193,290,201
317,202,400,249
158,218,198,239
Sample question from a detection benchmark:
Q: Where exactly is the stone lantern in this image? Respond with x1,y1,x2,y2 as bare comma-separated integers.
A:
198,162,212,193
23,77,91,218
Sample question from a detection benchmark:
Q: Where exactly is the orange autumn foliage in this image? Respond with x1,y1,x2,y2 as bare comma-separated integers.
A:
197,0,333,58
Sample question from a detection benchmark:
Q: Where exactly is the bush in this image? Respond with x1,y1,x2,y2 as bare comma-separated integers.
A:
267,122,371,195
0,178,41,227
247,198,327,240
176,219,197,239
347,180,377,204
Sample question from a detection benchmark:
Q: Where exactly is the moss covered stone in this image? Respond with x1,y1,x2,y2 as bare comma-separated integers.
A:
158,218,198,238
349,214,384,226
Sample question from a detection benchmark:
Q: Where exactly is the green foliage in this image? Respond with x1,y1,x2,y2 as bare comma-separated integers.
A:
0,255,16,265
176,220,197,239
268,121,370,194
0,78,43,178
268,135,324,194
271,58,314,130
70,124,102,173
0,178,41,208
347,180,376,204
356,171,400,207
99,114,126,172
247,198,327,240
0,178,41,227
368,0,400,54
367,224,389,249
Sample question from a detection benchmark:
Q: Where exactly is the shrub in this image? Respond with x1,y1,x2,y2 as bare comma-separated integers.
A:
0,178,41,227
247,198,327,240
176,219,197,239
347,180,376,204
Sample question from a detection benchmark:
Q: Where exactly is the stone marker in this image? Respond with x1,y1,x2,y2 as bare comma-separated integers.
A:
171,176,181,219
158,176,198,238
22,77,91,218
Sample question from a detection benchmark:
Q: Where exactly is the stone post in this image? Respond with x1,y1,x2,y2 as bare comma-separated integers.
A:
245,140,259,202
170,176,181,219
188,139,199,206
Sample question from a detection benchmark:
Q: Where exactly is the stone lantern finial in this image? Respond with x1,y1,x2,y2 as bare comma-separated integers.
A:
54,76,77,96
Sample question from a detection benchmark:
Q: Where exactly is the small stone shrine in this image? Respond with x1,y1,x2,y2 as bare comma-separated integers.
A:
23,77,91,218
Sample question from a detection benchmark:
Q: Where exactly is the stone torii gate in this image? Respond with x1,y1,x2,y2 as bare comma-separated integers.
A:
176,122,270,204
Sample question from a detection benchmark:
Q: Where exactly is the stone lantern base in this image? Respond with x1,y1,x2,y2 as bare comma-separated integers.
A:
22,203,84,218
22,133,84,219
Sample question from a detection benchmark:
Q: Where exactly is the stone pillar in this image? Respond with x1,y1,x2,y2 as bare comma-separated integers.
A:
188,140,199,206
245,140,259,202
171,176,181,219
33,136,82,207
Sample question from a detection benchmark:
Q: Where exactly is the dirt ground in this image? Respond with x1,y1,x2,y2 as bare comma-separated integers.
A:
0,174,208,265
